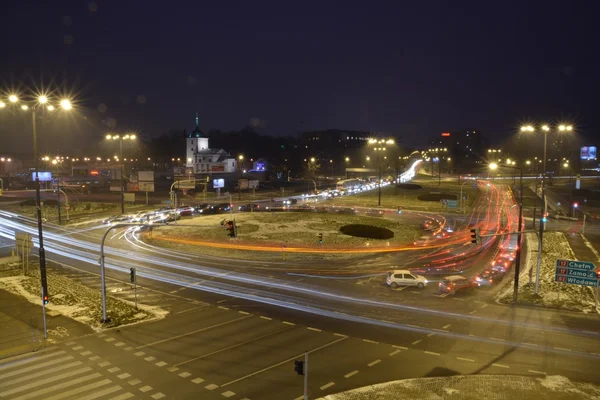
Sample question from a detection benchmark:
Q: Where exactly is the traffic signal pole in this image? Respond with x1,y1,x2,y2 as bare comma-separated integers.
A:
304,352,308,400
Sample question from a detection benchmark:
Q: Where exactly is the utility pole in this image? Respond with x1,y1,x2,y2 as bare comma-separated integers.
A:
56,180,61,225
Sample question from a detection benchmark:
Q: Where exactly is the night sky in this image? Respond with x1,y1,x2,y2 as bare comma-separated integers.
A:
0,1,597,154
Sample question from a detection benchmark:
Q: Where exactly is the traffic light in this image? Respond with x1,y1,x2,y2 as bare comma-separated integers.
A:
43,294,49,305
318,232,323,244
294,360,305,375
397,206,402,214
573,202,579,208
542,212,548,223
130,268,136,284
470,228,481,245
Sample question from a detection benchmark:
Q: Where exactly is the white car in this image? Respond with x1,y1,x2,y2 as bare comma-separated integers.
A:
386,270,428,289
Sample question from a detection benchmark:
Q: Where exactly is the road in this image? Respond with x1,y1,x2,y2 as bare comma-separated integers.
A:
0,181,599,399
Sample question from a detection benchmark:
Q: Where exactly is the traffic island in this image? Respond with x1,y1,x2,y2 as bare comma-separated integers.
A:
497,232,598,312
144,212,423,261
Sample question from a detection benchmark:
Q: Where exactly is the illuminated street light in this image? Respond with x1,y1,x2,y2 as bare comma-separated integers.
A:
310,157,315,162
38,95,48,104
489,163,498,170
47,105,54,111
21,105,28,110
366,156,370,161
541,125,549,132
238,154,244,160
563,162,569,168
60,99,72,110
345,157,350,162
8,95,18,103
506,158,512,164
526,160,531,165
0,101,5,108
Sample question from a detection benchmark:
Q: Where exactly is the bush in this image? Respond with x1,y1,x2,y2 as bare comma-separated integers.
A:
21,199,58,206
417,193,457,202
339,224,394,239
397,183,422,190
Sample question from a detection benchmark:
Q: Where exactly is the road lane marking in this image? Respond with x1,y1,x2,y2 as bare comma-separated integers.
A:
128,379,141,386
363,339,378,344
205,384,219,390
216,299,228,303
260,316,272,320
412,340,422,345
393,345,408,350
144,356,156,362
368,359,381,367
489,337,505,342
492,363,509,368
218,306,230,310
179,372,192,378
155,361,167,367
175,326,294,367
334,333,347,337
238,311,250,315
469,310,477,314
529,370,547,375
307,327,322,332
118,373,131,379
426,333,435,337
221,391,236,398
320,382,335,390
151,393,166,399
139,385,153,393
192,378,204,384
137,315,251,349
406,324,420,328
176,306,206,315
424,351,440,356
456,357,475,362
283,321,295,326
553,347,571,352
522,343,538,347
443,324,451,329
389,350,401,356
220,336,348,387
344,370,359,378
134,351,145,356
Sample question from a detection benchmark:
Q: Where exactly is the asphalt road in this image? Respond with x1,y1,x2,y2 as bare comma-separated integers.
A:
1,181,599,399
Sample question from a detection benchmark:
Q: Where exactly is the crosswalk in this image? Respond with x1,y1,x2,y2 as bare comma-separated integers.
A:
0,348,137,400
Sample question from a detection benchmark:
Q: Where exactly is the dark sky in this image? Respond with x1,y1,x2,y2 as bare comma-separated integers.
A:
1,0,597,153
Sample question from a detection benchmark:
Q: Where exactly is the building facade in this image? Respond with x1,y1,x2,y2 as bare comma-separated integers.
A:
185,114,238,174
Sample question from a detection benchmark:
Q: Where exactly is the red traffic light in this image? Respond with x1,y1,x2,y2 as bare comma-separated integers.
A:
43,295,49,305
573,202,579,208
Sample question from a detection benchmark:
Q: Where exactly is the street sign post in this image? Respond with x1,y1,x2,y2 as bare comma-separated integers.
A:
555,259,598,288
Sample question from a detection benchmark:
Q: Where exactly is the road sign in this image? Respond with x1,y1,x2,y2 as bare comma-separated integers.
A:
65,205,71,211
446,200,458,208
555,259,598,287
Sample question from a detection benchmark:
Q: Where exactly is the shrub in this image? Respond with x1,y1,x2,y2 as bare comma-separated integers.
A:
339,224,394,239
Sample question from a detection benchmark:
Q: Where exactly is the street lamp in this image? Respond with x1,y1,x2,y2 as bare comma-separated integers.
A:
1,91,74,337
369,138,394,206
106,133,137,214
521,123,573,294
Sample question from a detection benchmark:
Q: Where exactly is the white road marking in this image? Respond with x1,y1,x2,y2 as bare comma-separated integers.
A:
456,357,475,362
139,385,153,392
167,367,179,372
238,311,250,315
220,336,348,387
368,359,381,367
344,370,359,378
481,303,488,308
78,385,122,400
426,333,435,337
179,372,192,378
107,367,121,373
44,377,110,400
492,363,509,369
176,306,206,315
218,306,230,310
489,337,505,342
72,345,84,350
104,338,115,343
320,382,335,390
155,361,167,367
107,393,134,400
307,327,322,332
553,347,571,352
0,367,92,397
260,316,272,320
393,345,408,350
412,339,422,345
529,370,547,375
118,373,131,379
389,350,401,356
363,339,378,344
80,351,92,356
334,333,347,337
144,356,156,362
138,315,251,349
221,391,236,398
192,377,204,384
128,379,141,386
522,343,538,347
0,355,73,379
216,299,228,304
134,351,145,356
205,384,219,390
114,342,125,347
98,361,111,367
283,321,295,326
442,324,451,329
151,393,166,399
424,351,440,356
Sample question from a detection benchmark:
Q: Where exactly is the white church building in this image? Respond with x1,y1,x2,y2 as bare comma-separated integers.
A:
185,114,237,174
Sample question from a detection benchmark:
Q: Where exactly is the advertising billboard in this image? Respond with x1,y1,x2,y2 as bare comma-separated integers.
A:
211,164,225,172
239,179,249,190
580,146,597,160
213,178,225,188
32,172,52,182
249,180,259,189
138,171,154,182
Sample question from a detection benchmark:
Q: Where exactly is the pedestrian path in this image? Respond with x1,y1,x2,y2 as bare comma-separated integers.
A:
0,343,158,399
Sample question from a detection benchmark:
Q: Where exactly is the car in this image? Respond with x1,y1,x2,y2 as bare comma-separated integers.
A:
198,205,219,215
283,198,298,205
386,270,428,289
475,269,505,286
176,206,194,216
216,203,232,212
438,275,478,294
238,204,260,212
104,215,132,224
498,252,515,262
336,207,357,214
491,259,512,273
366,209,385,217
194,204,211,213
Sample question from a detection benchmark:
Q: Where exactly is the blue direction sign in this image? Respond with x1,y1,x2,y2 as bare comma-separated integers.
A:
555,259,598,287
446,200,458,208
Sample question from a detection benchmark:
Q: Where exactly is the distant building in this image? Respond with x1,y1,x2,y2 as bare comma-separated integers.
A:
429,130,487,165
185,113,238,174
301,129,371,149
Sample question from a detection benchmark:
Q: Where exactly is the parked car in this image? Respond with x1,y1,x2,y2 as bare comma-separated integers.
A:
475,269,505,286
176,206,194,216
386,270,428,289
194,204,211,213
438,275,478,294
216,203,232,212
198,205,219,215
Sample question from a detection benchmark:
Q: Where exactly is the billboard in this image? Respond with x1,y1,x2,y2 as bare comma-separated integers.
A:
32,172,52,182
211,164,225,172
249,180,259,189
581,146,597,160
138,171,154,182
213,178,225,188
138,182,155,192
239,179,249,190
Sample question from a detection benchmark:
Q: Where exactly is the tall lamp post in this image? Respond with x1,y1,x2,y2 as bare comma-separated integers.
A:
1,92,73,338
368,138,394,206
106,133,137,214
521,124,572,294
490,162,523,302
